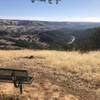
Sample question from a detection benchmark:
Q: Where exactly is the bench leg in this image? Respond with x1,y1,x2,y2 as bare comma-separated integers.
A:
18,82,23,94
13,81,18,88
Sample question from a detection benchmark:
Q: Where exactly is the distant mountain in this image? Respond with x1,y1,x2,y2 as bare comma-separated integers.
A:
0,19,100,32
0,19,100,50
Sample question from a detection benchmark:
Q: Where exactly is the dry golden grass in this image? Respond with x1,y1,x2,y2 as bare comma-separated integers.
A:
0,50,99,100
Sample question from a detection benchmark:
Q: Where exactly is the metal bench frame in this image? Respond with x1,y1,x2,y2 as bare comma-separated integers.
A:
0,68,33,94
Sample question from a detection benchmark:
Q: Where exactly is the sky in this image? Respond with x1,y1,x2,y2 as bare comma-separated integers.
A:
0,0,100,22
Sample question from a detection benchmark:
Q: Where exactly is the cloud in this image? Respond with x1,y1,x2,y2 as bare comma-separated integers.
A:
0,16,100,22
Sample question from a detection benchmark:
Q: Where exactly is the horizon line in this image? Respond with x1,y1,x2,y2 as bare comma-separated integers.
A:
0,16,100,23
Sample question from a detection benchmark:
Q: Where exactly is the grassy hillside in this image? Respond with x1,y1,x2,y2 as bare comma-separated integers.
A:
0,50,99,100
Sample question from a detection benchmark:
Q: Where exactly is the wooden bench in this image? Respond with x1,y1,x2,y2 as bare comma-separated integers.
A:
0,68,33,94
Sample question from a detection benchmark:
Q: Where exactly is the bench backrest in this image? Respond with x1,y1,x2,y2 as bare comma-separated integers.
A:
0,68,32,83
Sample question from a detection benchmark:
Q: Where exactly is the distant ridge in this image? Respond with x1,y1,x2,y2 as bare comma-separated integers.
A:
0,18,100,30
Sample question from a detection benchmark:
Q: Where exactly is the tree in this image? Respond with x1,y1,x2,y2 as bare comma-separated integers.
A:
91,28,100,50
31,0,61,4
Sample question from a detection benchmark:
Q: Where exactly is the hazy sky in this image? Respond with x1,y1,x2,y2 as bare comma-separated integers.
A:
0,0,100,22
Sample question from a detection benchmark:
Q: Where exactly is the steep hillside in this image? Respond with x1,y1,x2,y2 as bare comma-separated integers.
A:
0,19,100,50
